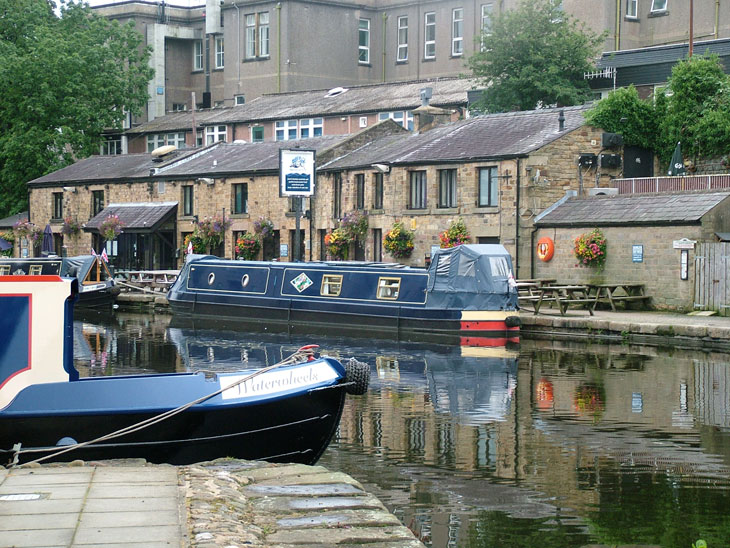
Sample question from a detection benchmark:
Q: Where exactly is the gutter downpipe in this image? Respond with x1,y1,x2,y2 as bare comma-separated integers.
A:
716,0,720,39
234,3,241,92
382,12,387,82
615,0,620,50
515,158,520,276
276,3,282,92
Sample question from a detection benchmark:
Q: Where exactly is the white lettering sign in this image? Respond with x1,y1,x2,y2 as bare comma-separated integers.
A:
220,362,339,400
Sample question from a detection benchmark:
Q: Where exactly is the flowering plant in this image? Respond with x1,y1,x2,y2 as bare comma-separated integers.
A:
61,217,81,236
195,215,232,251
439,217,470,248
235,232,261,260
99,214,124,241
324,228,350,260
13,219,43,243
574,228,607,270
383,220,414,259
340,210,369,242
183,233,205,254
253,217,275,239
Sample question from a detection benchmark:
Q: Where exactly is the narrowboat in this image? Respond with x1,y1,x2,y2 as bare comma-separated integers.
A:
0,275,369,466
167,244,521,343
0,255,119,308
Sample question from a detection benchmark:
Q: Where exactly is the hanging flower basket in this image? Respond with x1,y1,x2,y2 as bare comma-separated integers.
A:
253,217,275,239
325,227,350,260
99,214,124,241
61,217,81,236
183,233,205,254
383,220,414,259
235,232,261,260
13,219,43,243
439,217,470,248
340,210,369,243
574,228,607,271
195,215,232,251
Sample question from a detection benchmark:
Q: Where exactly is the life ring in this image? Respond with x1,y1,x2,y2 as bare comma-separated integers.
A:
536,237,555,262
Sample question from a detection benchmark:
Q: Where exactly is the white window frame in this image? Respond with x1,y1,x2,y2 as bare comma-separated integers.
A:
101,135,122,155
397,16,408,62
481,3,493,34
193,40,203,71
147,132,186,152
235,95,245,106
650,0,666,12
451,8,463,57
215,36,224,69
626,0,638,18
299,118,323,139
275,120,297,141
424,12,436,59
378,111,414,131
359,18,370,64
259,12,270,57
245,14,256,59
205,125,227,145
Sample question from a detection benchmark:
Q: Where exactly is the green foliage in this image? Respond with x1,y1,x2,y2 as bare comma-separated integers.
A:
467,0,604,113
584,86,658,150
574,228,607,271
0,0,153,217
383,221,414,259
235,232,261,260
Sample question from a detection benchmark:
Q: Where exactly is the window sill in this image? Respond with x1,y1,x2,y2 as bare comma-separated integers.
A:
450,53,463,59
358,62,372,67
648,10,668,17
476,206,499,213
434,207,459,214
370,208,384,215
406,208,430,215
213,67,224,72
191,69,204,74
230,213,250,219
396,60,408,65
624,15,639,22
242,56,270,63
422,57,436,62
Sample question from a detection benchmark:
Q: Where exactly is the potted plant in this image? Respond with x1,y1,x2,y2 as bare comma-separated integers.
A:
195,215,232,253
340,210,369,244
13,219,43,245
61,217,81,237
253,217,275,239
383,220,414,259
439,217,470,248
324,227,350,260
574,228,607,271
235,232,261,260
99,214,124,241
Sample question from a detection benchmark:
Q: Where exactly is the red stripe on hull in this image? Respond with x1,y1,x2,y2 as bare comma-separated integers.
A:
460,320,519,332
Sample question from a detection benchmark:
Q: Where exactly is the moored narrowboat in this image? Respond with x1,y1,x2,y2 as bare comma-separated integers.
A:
167,244,520,342
0,255,119,308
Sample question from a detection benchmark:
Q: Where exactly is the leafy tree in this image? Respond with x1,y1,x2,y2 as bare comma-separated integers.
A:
0,0,153,217
467,0,604,113
584,86,658,150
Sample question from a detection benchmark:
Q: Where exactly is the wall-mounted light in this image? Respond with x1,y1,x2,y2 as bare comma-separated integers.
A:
372,164,390,173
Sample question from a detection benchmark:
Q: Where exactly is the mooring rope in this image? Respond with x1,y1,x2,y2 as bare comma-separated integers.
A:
9,345,321,468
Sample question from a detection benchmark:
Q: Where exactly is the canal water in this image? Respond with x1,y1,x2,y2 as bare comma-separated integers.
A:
74,309,730,548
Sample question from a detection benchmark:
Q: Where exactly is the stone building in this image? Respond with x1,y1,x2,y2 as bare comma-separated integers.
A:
26,105,619,277
531,190,730,310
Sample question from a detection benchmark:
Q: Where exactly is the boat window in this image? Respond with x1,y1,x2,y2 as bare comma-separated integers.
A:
435,254,451,275
208,273,216,285
456,255,475,277
0,265,9,275
321,274,343,296
489,256,510,278
29,265,42,276
241,274,250,287
377,277,401,300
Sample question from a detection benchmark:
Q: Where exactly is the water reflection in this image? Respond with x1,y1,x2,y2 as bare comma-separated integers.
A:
73,312,730,548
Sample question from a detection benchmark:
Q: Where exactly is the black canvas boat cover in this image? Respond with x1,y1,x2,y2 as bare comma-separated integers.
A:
426,244,518,310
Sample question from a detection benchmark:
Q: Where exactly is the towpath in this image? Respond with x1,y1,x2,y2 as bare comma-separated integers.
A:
0,459,425,548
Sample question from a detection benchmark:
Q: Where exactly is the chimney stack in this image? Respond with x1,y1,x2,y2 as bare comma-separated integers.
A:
558,109,565,131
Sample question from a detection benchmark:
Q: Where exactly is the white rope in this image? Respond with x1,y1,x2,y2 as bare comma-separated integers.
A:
11,346,320,467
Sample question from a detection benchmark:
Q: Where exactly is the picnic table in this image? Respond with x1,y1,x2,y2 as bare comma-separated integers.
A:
521,284,595,316
119,270,179,291
585,283,650,311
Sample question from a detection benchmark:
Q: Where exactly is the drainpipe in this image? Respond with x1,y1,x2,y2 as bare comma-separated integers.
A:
276,3,282,92
689,0,694,58
234,3,241,92
615,0,620,50
515,158,520,276
715,0,720,39
382,12,387,82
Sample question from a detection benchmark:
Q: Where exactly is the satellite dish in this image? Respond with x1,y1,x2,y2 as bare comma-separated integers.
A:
151,145,177,158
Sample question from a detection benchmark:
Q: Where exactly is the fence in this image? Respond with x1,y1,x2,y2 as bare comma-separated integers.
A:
614,175,730,194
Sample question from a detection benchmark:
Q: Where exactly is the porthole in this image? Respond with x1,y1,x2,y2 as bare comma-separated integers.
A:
208,272,216,285
241,274,250,287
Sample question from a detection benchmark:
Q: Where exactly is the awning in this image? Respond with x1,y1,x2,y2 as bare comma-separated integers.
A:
716,232,730,242
84,202,178,234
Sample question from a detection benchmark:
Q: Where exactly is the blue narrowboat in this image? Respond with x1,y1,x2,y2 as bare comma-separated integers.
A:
0,275,369,466
167,244,521,343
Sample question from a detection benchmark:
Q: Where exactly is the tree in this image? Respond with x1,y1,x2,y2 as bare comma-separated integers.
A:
467,0,604,113
584,86,658,151
0,0,153,217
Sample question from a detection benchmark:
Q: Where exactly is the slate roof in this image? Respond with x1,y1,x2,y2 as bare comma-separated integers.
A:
597,38,730,69
321,104,592,170
85,202,178,233
535,190,730,227
126,77,475,135
0,211,29,229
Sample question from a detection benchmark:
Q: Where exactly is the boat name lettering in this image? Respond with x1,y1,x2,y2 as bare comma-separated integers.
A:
220,363,338,400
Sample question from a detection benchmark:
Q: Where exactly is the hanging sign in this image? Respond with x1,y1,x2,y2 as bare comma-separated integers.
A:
280,149,316,197
536,237,555,262
673,238,696,249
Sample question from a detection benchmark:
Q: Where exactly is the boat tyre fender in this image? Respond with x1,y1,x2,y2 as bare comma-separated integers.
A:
344,358,370,395
505,315,521,328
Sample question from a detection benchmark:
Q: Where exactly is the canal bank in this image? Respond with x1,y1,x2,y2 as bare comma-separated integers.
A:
520,308,730,352
0,459,426,548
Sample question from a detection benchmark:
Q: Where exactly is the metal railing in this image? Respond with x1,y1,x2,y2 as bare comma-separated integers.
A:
613,174,730,194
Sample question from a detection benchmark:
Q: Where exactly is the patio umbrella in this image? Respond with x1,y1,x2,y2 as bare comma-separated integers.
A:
42,224,54,255
668,141,686,176
0,237,11,251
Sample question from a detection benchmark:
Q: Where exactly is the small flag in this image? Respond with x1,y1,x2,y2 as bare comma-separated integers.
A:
507,271,518,289
91,248,97,256
187,241,193,254
101,249,109,263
